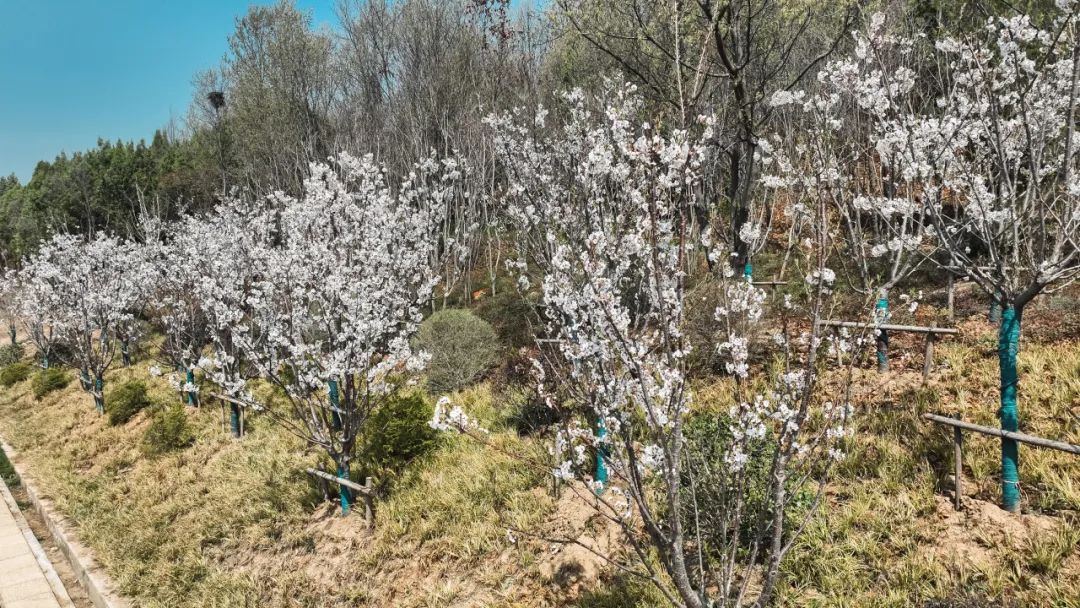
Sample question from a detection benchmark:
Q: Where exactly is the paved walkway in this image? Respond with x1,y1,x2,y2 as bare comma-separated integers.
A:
0,478,65,608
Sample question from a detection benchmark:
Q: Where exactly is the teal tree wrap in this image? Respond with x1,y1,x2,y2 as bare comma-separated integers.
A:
875,296,889,371
999,306,1021,511
328,378,341,430
94,376,104,415
230,402,241,437
185,368,198,406
595,416,608,495
337,464,351,514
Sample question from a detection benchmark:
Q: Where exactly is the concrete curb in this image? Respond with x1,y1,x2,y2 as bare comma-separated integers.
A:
0,439,131,608
0,468,74,607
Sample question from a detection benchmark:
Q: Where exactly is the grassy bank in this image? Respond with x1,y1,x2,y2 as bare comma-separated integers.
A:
0,306,1077,606
0,362,554,607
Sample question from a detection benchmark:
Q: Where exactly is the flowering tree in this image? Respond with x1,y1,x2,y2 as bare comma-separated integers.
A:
174,198,274,436
769,19,939,372
15,247,68,370
440,87,851,607
19,234,146,412
824,7,1080,511
144,217,212,407
228,152,470,513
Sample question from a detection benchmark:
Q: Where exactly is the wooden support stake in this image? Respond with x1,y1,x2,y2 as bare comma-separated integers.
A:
239,407,245,438
922,332,936,383
832,326,843,369
954,426,963,511
923,413,1080,455
317,463,329,502
817,320,958,335
363,477,374,529
946,273,955,322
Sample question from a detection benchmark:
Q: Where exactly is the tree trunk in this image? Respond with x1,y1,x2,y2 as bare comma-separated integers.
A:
328,378,342,430
875,296,889,372
121,339,131,367
185,368,199,407
337,461,352,515
230,402,241,438
94,375,105,415
594,416,607,495
998,306,1021,512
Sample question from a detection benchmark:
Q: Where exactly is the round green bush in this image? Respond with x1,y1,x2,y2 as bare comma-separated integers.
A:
474,290,535,349
0,362,32,388
143,404,195,454
359,391,439,481
0,343,24,367
412,309,500,395
106,380,152,426
32,368,70,399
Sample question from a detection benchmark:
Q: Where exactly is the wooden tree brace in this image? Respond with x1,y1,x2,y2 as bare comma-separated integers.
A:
305,468,375,528
923,413,1080,511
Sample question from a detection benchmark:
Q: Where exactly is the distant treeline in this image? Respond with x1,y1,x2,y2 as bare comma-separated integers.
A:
3,0,1059,267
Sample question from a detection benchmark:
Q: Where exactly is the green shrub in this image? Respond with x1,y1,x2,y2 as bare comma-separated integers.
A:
143,404,195,455
106,380,152,425
49,342,76,367
0,343,24,367
0,362,32,388
32,368,69,399
474,290,535,348
504,384,563,435
359,391,439,482
413,309,500,395
0,445,17,487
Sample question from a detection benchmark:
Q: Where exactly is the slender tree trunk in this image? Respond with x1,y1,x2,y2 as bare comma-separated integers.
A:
998,305,1022,512
337,460,352,515
989,299,1002,324
875,295,889,372
594,416,607,495
121,339,131,367
328,378,341,430
94,375,105,415
230,402,241,438
185,368,199,407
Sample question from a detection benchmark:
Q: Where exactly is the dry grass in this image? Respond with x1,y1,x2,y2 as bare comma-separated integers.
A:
775,304,1080,607
0,357,555,607
0,286,1078,607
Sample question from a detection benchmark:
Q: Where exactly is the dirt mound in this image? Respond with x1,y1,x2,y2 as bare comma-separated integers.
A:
930,495,1058,568
533,482,622,592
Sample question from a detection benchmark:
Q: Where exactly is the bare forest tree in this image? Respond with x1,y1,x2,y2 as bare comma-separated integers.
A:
551,0,860,276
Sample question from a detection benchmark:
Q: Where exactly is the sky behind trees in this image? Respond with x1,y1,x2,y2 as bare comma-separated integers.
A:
0,0,337,182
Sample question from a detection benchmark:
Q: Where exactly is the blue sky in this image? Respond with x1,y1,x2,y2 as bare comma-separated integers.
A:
0,0,338,183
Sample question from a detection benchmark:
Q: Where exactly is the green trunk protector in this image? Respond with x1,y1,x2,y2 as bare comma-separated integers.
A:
875,296,889,372
337,464,351,515
595,417,608,495
999,306,1021,512
230,402,241,437
328,378,342,430
94,376,104,415
185,368,198,406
